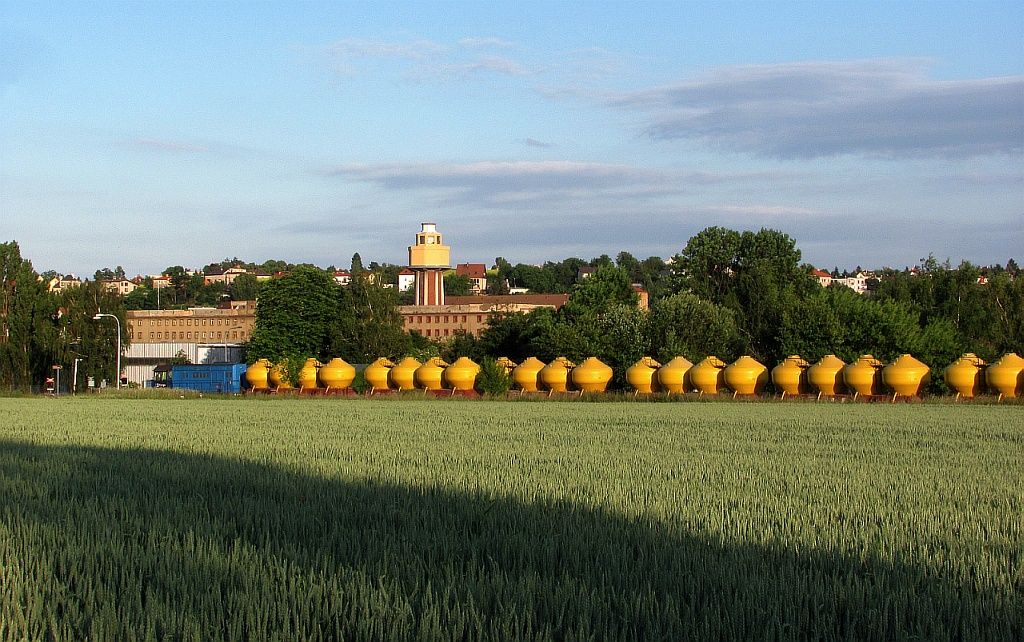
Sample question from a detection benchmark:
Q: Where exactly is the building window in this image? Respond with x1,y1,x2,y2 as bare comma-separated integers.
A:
149,332,154,339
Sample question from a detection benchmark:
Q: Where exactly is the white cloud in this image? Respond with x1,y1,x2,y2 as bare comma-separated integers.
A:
436,56,531,78
313,36,535,81
710,205,819,217
132,138,209,153
610,59,1024,159
324,160,795,212
458,37,516,49
517,138,555,148
324,37,446,61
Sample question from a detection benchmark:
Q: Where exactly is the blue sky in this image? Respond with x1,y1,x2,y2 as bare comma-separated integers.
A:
2,1,1021,277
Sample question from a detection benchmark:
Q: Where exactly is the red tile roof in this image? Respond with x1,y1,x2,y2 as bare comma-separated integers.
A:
455,263,486,279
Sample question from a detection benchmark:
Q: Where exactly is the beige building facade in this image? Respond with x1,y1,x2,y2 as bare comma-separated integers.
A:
399,294,569,339
127,301,256,344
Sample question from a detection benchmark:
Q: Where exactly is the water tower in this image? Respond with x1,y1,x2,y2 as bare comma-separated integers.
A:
408,222,451,306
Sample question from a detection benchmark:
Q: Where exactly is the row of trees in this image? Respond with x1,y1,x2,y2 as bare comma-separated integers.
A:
120,255,415,310
1,242,128,391
120,252,667,311
489,253,670,298
122,269,266,310
445,228,1022,391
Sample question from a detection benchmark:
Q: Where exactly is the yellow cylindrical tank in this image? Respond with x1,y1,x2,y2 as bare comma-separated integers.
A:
245,358,271,390
415,357,449,390
808,355,847,396
689,356,727,395
626,357,661,394
495,357,517,377
364,357,395,391
771,355,809,396
882,354,931,397
269,362,293,389
297,358,321,390
944,353,986,399
572,357,613,393
656,357,693,394
390,356,422,391
319,357,356,390
723,356,768,396
512,357,545,392
445,357,481,391
986,352,1024,399
844,354,884,397
540,357,575,393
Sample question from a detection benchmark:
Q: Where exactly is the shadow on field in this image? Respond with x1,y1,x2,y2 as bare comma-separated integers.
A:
0,441,1018,641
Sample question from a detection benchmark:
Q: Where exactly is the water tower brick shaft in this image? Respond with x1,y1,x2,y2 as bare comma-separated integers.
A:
408,222,451,306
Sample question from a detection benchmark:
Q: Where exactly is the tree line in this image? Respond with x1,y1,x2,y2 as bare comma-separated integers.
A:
1,242,129,391
461,228,1023,391
116,252,671,310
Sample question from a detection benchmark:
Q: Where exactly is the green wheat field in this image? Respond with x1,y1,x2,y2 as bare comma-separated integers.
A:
1,397,1021,641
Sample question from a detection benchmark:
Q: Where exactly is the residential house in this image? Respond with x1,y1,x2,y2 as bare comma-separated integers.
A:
48,274,82,294
203,266,249,286
103,278,138,296
837,272,872,294
812,269,833,287
398,268,416,292
454,263,487,294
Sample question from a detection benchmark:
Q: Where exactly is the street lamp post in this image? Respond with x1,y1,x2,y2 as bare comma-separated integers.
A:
93,313,122,390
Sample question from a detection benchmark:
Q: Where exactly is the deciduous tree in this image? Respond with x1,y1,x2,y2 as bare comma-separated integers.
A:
247,266,340,363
